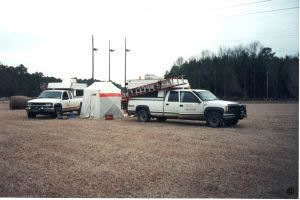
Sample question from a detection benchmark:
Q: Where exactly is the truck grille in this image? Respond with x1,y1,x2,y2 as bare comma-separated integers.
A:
31,103,47,106
228,105,247,115
30,103,52,108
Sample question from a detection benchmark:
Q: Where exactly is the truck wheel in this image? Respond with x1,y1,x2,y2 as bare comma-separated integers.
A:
157,117,167,122
206,111,223,128
55,107,62,118
224,119,239,126
137,109,150,122
27,112,36,118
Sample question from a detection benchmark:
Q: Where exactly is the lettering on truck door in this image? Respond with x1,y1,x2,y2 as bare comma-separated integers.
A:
179,91,204,119
164,91,180,117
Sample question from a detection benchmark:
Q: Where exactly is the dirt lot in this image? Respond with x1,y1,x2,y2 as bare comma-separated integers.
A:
0,102,298,198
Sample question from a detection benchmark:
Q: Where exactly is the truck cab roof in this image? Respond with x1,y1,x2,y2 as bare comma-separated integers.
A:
43,90,67,92
171,88,208,92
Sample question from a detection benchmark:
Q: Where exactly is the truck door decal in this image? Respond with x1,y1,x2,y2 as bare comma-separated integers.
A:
184,104,196,111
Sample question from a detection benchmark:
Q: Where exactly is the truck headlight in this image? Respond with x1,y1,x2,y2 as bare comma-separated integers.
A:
27,102,32,107
44,103,53,107
225,106,229,113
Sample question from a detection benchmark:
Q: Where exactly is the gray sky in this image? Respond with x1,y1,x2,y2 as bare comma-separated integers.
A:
0,0,298,86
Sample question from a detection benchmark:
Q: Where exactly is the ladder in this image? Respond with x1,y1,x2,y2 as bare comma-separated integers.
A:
123,76,186,99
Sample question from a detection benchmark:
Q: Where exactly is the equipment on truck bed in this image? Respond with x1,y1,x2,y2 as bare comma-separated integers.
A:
121,76,190,109
124,76,188,98
47,78,87,97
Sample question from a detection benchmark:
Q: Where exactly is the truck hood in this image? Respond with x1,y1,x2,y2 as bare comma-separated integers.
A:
28,98,61,104
204,100,239,107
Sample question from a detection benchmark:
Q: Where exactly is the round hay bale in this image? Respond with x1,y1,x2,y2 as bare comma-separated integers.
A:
9,96,31,110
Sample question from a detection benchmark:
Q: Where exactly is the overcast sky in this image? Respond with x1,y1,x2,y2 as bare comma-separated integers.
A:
0,0,299,86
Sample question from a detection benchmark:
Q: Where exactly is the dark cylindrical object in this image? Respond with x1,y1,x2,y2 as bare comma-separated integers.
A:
9,96,31,110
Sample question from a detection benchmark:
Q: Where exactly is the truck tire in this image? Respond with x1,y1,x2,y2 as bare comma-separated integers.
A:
27,112,36,118
156,117,167,122
206,111,223,128
137,109,150,122
224,119,239,126
54,106,62,118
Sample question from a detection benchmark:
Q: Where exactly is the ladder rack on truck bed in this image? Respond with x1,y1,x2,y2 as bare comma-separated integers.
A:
122,76,186,99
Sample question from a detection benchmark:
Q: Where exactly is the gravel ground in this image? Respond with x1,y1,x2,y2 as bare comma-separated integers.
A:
0,102,298,198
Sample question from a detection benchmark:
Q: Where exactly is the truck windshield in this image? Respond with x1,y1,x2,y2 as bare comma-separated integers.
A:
38,91,62,99
194,91,218,101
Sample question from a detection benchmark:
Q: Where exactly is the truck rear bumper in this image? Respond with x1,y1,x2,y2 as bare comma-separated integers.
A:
127,110,136,116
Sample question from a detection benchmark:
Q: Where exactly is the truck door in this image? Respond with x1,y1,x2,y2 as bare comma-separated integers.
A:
164,91,180,117
179,91,203,119
62,91,71,111
67,91,77,110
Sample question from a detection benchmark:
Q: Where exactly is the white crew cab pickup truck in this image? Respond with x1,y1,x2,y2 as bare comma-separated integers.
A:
127,89,247,127
26,90,82,118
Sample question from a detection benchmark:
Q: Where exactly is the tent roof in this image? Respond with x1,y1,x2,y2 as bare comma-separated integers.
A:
85,81,120,93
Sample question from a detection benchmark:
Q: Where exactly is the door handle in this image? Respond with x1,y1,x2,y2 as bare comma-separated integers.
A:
166,103,169,106
179,105,183,107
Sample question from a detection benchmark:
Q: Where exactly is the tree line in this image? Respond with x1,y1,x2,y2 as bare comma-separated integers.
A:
165,42,299,99
1,41,298,99
0,64,61,97
0,63,122,97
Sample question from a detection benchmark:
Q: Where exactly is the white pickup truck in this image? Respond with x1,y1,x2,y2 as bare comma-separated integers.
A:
127,89,247,127
26,90,82,118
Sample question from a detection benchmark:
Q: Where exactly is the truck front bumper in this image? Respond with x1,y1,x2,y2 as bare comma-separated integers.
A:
223,111,247,120
26,107,55,114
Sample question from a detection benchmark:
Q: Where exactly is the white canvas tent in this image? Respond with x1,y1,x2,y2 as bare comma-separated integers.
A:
80,82,124,119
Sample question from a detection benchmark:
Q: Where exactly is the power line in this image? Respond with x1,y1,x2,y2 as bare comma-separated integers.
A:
232,6,299,17
229,0,272,8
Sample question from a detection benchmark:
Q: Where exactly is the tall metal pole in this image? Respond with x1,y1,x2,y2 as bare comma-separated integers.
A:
109,40,111,82
124,38,130,88
92,35,94,80
125,38,127,87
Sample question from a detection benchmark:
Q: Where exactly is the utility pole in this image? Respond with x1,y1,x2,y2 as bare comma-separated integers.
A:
125,38,127,87
125,37,130,87
91,35,98,81
92,35,94,80
108,40,115,82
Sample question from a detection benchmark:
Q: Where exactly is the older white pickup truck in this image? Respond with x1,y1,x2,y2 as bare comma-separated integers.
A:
26,90,82,118
127,89,247,127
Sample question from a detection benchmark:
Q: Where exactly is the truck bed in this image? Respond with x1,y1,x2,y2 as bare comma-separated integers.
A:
128,97,164,116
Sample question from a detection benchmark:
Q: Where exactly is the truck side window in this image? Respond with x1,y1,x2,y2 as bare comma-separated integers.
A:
181,92,199,103
168,91,179,102
63,92,69,100
76,90,84,97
